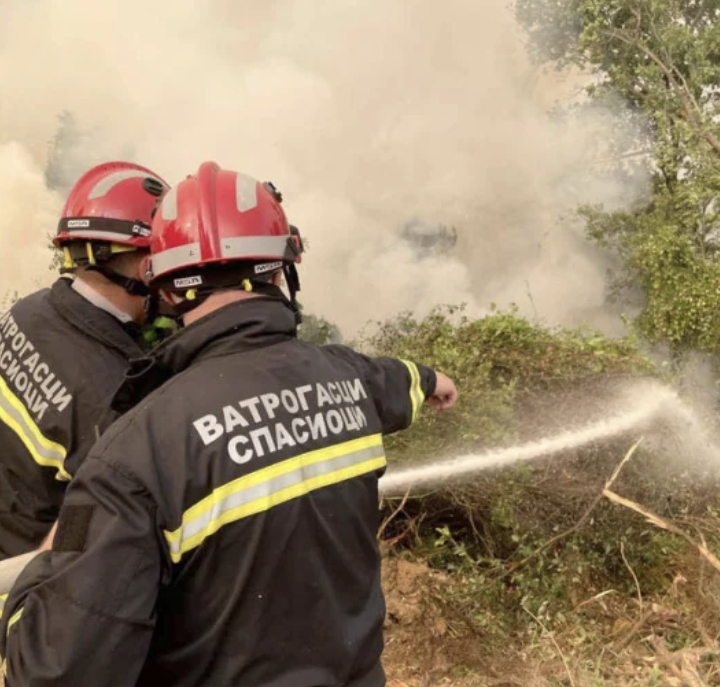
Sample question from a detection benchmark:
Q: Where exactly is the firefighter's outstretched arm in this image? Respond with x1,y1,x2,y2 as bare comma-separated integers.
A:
0,454,163,687
325,345,457,433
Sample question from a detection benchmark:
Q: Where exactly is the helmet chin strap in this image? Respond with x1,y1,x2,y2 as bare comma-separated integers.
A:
281,262,302,324
251,279,302,325
85,263,151,297
143,291,181,323
166,276,302,324
62,240,151,298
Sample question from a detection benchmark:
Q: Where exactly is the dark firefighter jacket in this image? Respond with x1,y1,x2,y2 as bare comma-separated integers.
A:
0,296,437,687
0,277,146,560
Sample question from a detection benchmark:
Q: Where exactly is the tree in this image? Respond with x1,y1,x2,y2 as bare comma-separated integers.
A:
45,111,84,194
297,312,342,345
516,0,720,353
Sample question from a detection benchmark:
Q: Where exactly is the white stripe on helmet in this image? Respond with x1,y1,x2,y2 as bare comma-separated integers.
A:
235,173,258,212
87,170,158,200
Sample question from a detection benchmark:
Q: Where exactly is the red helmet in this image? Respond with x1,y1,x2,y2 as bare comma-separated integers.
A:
55,161,169,250
148,161,303,290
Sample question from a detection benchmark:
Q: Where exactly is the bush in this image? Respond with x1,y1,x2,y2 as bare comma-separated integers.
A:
362,306,720,647
359,305,653,465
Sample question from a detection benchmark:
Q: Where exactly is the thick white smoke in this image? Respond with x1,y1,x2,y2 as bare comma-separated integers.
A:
0,0,648,333
0,143,62,300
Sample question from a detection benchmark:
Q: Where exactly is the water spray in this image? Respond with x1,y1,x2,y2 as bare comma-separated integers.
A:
379,380,717,496
0,383,716,599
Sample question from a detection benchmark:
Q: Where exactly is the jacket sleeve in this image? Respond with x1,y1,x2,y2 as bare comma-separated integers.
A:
324,345,437,434
0,452,166,687
62,399,121,478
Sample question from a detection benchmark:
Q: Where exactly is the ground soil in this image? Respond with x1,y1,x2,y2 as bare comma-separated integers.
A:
380,554,720,687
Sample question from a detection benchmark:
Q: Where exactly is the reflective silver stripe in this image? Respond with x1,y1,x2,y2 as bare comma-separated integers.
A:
88,170,155,200
152,242,202,277
161,187,178,220
61,230,139,244
165,436,386,562
236,174,258,212
153,235,289,276
0,376,69,480
400,360,424,423
221,235,289,260
409,362,424,418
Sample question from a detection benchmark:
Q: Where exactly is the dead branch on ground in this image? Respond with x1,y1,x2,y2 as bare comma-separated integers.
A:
502,437,644,578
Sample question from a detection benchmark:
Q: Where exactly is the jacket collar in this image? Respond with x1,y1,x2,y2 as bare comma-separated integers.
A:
49,277,146,360
112,297,297,413
71,277,134,323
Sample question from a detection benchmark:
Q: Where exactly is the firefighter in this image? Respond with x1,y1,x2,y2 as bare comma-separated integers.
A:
0,162,458,687
0,161,169,562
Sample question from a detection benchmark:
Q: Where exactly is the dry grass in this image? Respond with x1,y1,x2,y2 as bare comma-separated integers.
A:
382,553,720,686
382,441,720,687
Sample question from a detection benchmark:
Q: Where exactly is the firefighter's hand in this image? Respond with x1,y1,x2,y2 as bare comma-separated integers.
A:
427,372,458,410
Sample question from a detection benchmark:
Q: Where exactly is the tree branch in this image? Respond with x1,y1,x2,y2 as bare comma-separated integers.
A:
603,27,720,157
690,0,710,32
502,438,644,578
603,489,720,575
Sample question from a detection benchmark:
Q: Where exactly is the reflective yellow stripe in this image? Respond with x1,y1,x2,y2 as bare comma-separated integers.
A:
400,360,425,423
2,604,23,677
0,375,70,481
6,607,22,636
0,593,6,620
165,434,386,563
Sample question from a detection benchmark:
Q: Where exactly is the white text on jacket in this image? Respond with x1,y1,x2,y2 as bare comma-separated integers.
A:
193,379,370,464
0,312,73,421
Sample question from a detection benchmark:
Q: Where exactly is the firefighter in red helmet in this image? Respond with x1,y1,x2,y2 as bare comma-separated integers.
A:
0,161,169,562
0,162,457,687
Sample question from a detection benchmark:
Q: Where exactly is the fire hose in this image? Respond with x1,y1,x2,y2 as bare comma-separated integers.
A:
0,551,40,597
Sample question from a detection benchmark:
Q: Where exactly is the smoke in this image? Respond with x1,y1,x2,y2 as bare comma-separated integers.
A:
0,143,62,299
0,0,648,334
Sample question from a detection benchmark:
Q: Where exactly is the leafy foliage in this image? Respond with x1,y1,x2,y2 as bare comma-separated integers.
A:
361,305,652,464
366,306,720,663
297,311,342,345
516,0,720,354
0,290,19,312
45,111,84,194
